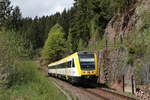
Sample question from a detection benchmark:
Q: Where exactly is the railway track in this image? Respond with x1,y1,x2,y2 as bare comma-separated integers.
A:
86,88,137,100
98,88,137,100
50,77,137,100
78,87,109,100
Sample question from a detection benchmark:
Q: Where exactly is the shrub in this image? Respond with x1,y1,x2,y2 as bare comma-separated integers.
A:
0,29,33,87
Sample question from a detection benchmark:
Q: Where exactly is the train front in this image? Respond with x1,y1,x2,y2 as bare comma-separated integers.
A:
77,52,98,83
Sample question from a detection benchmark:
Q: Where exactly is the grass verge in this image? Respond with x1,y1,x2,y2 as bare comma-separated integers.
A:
0,60,66,100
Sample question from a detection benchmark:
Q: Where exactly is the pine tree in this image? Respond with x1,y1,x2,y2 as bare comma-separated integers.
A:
69,0,91,52
0,0,13,28
11,6,22,31
58,9,70,39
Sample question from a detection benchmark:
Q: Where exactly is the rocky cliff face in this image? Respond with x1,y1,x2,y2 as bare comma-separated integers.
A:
105,2,137,41
98,0,150,86
105,0,150,41
105,0,150,82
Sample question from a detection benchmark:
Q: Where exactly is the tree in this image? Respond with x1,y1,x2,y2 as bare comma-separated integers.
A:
0,0,13,28
0,29,33,87
42,24,66,64
69,0,91,52
58,9,71,39
11,6,22,31
91,0,114,39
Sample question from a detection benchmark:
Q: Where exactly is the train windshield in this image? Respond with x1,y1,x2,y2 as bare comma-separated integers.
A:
78,52,95,70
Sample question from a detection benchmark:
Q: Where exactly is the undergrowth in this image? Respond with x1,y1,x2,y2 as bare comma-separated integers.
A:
0,29,66,100
0,61,66,100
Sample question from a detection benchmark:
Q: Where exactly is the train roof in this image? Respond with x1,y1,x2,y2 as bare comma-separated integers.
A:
48,51,95,67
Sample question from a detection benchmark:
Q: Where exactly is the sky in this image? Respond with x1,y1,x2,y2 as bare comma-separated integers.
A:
10,0,74,18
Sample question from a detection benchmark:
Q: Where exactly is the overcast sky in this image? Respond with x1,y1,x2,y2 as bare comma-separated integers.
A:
10,0,74,18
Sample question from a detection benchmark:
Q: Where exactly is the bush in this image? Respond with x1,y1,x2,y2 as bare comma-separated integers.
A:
0,29,33,87
0,29,66,99
0,61,67,100
8,61,37,86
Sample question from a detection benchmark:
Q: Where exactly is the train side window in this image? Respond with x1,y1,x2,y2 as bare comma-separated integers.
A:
53,66,55,69
63,63,66,68
58,64,61,69
60,63,62,68
55,65,58,69
66,61,70,68
64,63,66,68
69,61,71,68
62,63,65,68
56,64,58,68
71,60,75,67
66,62,68,68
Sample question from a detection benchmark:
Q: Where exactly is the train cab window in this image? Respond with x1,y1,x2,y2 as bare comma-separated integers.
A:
78,53,95,70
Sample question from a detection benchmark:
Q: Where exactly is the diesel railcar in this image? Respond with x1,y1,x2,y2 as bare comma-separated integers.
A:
48,52,98,83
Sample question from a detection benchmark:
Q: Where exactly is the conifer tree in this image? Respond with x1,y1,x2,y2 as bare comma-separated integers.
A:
11,6,22,31
0,0,12,28
69,0,90,52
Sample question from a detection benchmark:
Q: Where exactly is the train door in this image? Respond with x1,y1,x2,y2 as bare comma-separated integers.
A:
65,61,69,80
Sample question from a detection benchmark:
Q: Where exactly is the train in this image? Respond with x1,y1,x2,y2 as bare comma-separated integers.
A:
48,52,98,84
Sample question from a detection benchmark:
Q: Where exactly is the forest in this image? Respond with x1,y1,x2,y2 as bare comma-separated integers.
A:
1,0,131,62
0,0,150,99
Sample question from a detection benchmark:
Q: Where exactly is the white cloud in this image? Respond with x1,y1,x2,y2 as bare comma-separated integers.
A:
10,0,74,18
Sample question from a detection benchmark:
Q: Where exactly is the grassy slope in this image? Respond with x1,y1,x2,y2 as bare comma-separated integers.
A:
0,61,66,100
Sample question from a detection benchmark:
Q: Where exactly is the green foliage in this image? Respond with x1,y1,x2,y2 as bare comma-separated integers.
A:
69,0,91,52
2,0,132,53
10,6,22,31
0,29,30,61
91,0,113,20
0,29,66,99
42,24,67,64
58,9,71,38
68,0,117,52
8,61,37,86
91,0,114,37
110,0,134,13
78,39,87,51
125,29,149,65
1,0,71,50
0,29,33,87
0,0,13,28
1,0,136,54
0,61,67,100
87,38,105,51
